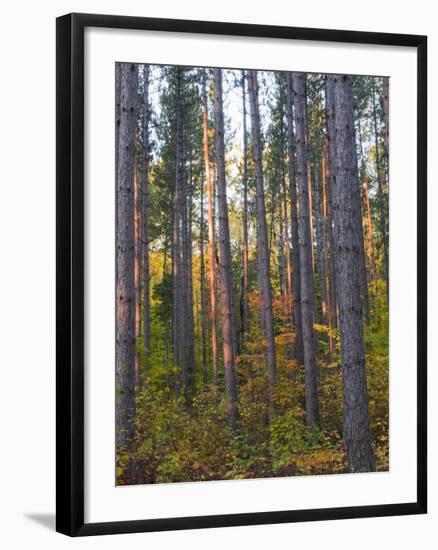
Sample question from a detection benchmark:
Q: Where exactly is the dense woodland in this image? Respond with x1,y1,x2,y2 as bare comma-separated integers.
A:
116,64,389,485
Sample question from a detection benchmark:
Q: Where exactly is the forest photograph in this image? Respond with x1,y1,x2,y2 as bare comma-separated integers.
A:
115,63,389,486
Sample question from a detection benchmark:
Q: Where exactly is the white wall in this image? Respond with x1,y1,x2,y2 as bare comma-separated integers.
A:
0,1,434,548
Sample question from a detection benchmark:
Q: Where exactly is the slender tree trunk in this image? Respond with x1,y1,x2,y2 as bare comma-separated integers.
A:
279,87,293,321
213,68,239,429
383,77,389,160
353,116,371,324
185,160,196,395
134,162,142,391
247,70,277,402
304,83,316,275
321,141,335,357
307,163,315,274
172,67,187,397
199,153,208,386
324,75,339,329
179,125,194,400
202,72,219,385
332,74,374,473
357,117,376,280
277,181,286,306
116,63,138,450
286,74,304,364
314,166,328,328
292,72,319,426
241,71,250,342
363,175,376,279
372,79,389,294
141,65,151,360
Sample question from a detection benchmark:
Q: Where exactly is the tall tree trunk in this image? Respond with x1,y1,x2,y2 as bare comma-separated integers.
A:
241,71,250,342
199,164,208,386
134,162,142,391
292,72,319,426
383,77,389,160
116,63,138,450
321,140,335,357
285,74,304,364
332,74,374,473
304,83,316,275
179,117,194,401
247,70,277,402
141,65,151,360
202,72,219,385
324,75,339,329
357,117,376,280
172,67,187,397
115,64,122,169
372,79,389,294
185,159,196,395
276,181,286,306
314,165,328,329
363,174,375,279
213,68,239,429
278,85,293,321
352,115,371,324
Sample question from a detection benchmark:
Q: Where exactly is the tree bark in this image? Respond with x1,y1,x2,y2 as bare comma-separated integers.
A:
357,117,376,280
278,83,293,321
292,72,320,426
134,161,142,391
184,159,196,395
324,76,339,329
314,166,329,328
372,79,389,293
213,68,239,429
116,63,138,449
141,65,151,360
202,71,219,385
172,67,187,397
383,77,389,158
241,71,250,343
199,157,208,386
285,74,304,364
247,70,277,401
332,74,374,473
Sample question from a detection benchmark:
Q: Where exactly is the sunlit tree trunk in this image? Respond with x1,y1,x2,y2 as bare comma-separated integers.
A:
199,167,208,386
357,117,376,281
333,74,374,473
202,71,219,385
213,68,239,429
241,71,250,343
286,74,304,364
247,70,277,403
116,63,138,449
292,72,319,426
134,162,142,391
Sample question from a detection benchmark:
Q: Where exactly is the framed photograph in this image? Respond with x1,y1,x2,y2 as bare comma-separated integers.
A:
56,13,427,536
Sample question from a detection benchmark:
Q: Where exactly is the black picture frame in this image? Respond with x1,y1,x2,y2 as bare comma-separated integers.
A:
56,12,427,537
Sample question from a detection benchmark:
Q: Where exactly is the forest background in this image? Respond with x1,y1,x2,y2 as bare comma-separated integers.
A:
116,64,389,486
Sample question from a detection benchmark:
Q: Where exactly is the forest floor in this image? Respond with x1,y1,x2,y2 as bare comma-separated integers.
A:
117,286,389,485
